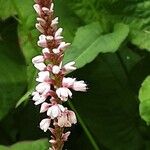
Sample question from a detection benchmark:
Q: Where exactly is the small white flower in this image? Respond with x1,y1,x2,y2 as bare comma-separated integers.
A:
32,92,47,105
40,102,51,113
32,55,44,64
42,48,50,54
36,82,50,94
52,65,61,74
62,131,71,141
40,118,51,132
36,71,49,82
42,7,50,14
34,63,46,71
52,48,60,54
62,77,76,88
37,17,46,25
38,34,47,47
68,110,77,124
63,61,76,72
57,113,70,127
51,17,58,27
56,87,72,101
47,104,65,119
50,3,54,12
55,28,63,37
58,42,70,50
73,80,87,92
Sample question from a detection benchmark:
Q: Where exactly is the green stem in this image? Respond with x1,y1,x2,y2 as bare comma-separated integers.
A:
68,101,100,150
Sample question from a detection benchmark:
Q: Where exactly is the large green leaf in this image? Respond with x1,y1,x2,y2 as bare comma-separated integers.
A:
0,139,49,150
69,47,150,150
66,0,150,51
139,76,150,125
64,22,129,68
0,0,16,20
0,19,27,120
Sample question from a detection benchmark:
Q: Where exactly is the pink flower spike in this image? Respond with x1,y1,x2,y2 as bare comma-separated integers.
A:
47,104,65,119
62,77,76,88
33,4,41,16
40,118,51,132
63,61,76,72
73,80,87,92
34,63,46,71
32,55,44,64
62,131,71,141
40,102,51,113
52,65,61,74
36,71,50,82
35,23,44,33
56,87,72,101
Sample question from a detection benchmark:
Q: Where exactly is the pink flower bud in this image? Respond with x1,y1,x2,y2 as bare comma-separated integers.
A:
63,61,76,72
62,131,71,141
52,65,61,74
36,71,49,82
42,48,50,54
37,17,46,26
40,102,51,113
51,17,58,27
73,81,87,92
68,110,77,124
32,55,44,64
52,48,60,54
62,77,76,88
38,35,47,47
55,28,63,37
58,42,70,50
32,92,47,105
33,4,41,16
35,23,44,33
34,63,46,71
56,87,72,101
40,118,51,132
47,104,65,119
42,7,50,14
36,82,50,94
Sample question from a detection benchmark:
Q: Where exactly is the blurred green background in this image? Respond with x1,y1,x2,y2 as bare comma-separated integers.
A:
0,0,150,149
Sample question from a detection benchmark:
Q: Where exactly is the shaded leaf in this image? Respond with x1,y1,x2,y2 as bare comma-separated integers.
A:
0,19,27,120
139,76,150,125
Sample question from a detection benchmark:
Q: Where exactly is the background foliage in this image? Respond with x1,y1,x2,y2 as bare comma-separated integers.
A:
0,0,150,149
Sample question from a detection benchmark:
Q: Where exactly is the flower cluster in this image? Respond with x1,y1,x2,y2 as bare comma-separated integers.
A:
32,0,87,150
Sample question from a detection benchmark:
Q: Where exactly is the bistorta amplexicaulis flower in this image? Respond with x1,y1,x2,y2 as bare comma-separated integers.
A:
32,0,87,149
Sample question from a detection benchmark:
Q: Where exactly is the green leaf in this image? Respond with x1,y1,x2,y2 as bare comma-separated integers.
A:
139,76,150,125
68,46,150,150
64,23,129,69
0,139,49,150
0,0,16,20
0,19,27,120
